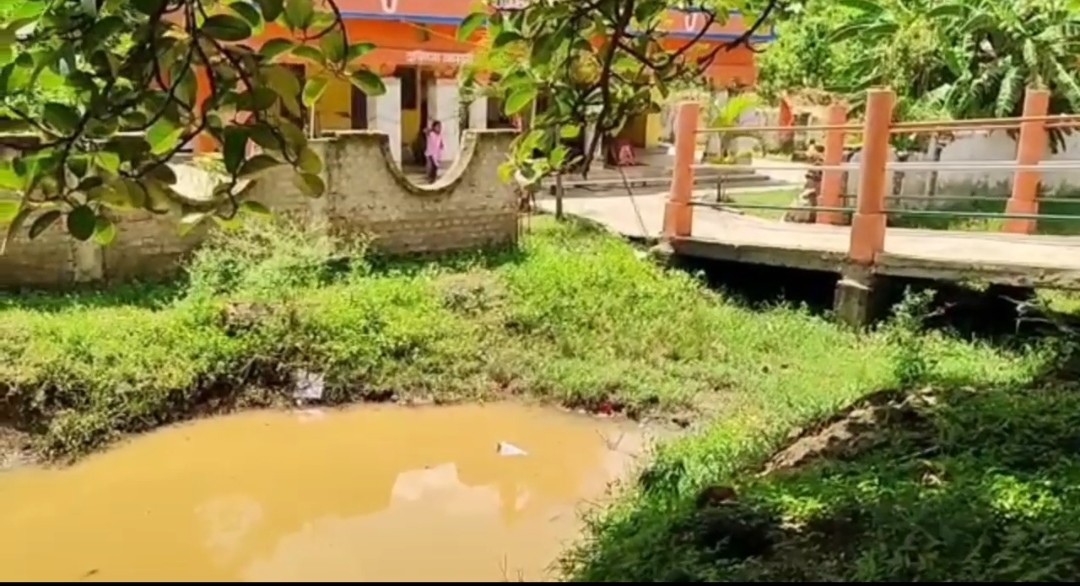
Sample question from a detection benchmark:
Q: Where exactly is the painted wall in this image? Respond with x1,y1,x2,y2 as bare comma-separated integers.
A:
0,131,519,289
897,132,1080,201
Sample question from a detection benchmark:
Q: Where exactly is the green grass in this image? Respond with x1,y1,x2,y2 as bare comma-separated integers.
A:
561,293,1071,582
723,189,801,220
889,197,1080,235
0,216,1072,581
0,216,888,458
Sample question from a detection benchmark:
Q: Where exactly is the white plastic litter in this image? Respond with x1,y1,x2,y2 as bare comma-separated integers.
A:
296,409,326,423
293,370,325,401
496,442,528,457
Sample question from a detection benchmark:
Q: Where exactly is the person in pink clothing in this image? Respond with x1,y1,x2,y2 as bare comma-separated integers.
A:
425,121,444,183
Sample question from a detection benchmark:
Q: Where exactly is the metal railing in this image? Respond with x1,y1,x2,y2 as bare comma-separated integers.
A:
663,88,1080,264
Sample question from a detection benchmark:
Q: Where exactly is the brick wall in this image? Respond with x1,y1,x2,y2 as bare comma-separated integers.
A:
0,129,518,289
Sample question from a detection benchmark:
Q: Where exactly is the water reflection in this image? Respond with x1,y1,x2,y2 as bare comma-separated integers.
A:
0,404,650,582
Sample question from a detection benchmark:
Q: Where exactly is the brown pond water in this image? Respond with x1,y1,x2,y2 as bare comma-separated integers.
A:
0,404,651,582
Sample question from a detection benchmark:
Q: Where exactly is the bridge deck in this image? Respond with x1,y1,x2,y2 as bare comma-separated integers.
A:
539,194,1080,289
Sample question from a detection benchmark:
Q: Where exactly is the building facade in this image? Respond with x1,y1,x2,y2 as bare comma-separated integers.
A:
199,0,775,165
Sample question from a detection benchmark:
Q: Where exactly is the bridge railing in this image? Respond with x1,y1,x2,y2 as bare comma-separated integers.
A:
663,88,1080,265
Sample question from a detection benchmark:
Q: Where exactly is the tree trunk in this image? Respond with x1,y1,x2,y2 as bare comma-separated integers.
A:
554,171,564,220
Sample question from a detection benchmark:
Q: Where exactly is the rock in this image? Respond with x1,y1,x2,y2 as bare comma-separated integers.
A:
496,442,528,457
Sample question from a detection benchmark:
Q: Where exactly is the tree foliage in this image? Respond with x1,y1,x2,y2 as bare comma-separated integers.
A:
0,0,383,247
759,0,1080,127
458,0,781,185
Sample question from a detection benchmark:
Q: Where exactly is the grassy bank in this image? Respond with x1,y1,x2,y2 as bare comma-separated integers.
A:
562,289,1074,581
0,216,898,458
0,215,1072,580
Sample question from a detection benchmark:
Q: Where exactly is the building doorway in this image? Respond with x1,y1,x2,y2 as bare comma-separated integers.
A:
350,85,368,130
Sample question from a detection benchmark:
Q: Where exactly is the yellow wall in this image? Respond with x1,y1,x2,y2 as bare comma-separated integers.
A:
318,78,353,131
619,114,647,147
402,109,421,144
645,113,662,148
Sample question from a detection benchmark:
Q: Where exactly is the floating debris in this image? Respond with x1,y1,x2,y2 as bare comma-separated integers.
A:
496,442,528,457
293,370,325,401
296,409,326,423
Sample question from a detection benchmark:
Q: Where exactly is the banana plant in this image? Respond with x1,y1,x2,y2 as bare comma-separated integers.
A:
702,93,761,163
830,0,1080,149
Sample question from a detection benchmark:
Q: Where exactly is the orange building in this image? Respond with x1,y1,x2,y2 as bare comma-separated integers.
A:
230,0,775,164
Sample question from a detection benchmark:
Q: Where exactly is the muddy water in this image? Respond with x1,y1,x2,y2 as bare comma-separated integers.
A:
0,404,650,582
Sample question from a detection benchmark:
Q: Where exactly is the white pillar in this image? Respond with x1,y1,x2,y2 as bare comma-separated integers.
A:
468,97,488,130
368,76,402,163
427,78,460,163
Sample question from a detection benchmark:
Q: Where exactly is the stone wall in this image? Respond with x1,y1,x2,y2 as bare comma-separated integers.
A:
0,130,518,289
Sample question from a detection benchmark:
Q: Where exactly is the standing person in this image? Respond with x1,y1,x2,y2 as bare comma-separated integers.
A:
425,121,444,183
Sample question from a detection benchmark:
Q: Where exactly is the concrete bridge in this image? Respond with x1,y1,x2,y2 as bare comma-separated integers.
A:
541,88,1080,325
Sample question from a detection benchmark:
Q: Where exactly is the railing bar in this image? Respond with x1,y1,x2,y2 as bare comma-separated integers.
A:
699,124,859,134
884,209,1080,221
838,194,1080,204
892,114,1080,129
693,162,1080,172
692,202,856,213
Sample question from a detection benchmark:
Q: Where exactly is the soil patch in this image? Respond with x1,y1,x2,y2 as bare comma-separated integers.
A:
761,388,937,476
0,425,35,470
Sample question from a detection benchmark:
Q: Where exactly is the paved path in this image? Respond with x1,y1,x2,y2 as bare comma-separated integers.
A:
539,194,1080,289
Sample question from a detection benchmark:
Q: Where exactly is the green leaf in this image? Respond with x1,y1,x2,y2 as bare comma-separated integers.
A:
261,38,297,61
223,128,250,174
96,152,122,175
320,28,347,63
143,182,175,215
346,42,375,63
494,31,525,48
146,118,183,156
284,0,315,30
250,124,283,150
497,161,516,184
504,88,537,116
84,16,125,51
926,2,971,19
264,65,303,116
302,77,329,108
458,12,488,41
0,200,19,223
240,87,280,111
294,172,325,197
836,0,885,15
66,205,97,241
349,70,386,96
829,22,869,43
1,205,30,253
93,216,117,245
68,155,90,178
559,126,581,139
29,210,62,239
42,103,82,135
292,44,325,64
239,154,282,178
278,119,308,154
0,163,21,191
229,1,265,31
131,0,166,15
147,164,178,186
240,200,273,217
256,0,284,21
298,146,323,175
202,14,254,42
